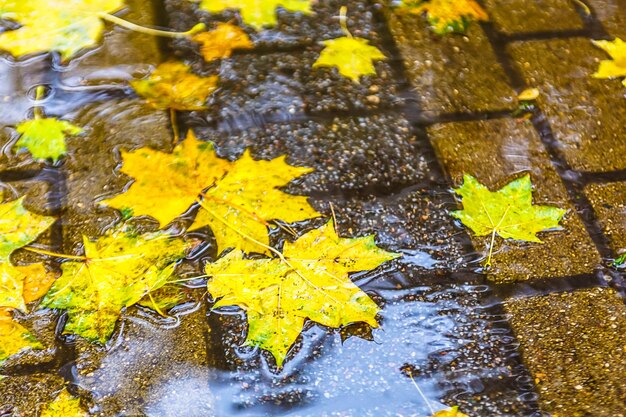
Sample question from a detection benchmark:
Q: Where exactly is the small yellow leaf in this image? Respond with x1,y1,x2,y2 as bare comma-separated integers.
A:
398,0,488,35
0,0,124,60
313,36,386,82
430,406,470,417
40,389,88,417
131,62,219,111
194,0,314,30
206,221,400,366
41,227,193,343
592,38,626,87
15,118,83,162
517,88,540,101
0,310,42,365
193,23,253,62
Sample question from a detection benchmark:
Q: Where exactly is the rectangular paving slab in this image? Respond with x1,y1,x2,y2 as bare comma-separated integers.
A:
509,38,626,172
584,181,626,255
586,0,626,37
483,0,583,34
506,287,626,417
428,118,599,282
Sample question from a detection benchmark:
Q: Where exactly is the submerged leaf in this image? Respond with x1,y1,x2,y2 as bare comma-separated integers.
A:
195,0,314,30
0,311,42,365
205,221,400,366
592,38,626,87
398,0,488,35
131,62,219,111
41,227,193,343
0,0,124,60
40,389,88,417
103,131,319,256
430,406,469,417
193,23,253,62
452,175,565,265
15,118,83,162
313,37,386,82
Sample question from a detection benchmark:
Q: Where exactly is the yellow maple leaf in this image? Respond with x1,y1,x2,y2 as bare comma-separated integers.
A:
0,0,124,60
195,0,314,30
205,221,400,366
313,36,386,83
398,0,488,35
430,406,469,417
41,227,193,343
131,62,219,111
193,22,253,62
592,38,626,87
40,389,88,417
103,131,319,256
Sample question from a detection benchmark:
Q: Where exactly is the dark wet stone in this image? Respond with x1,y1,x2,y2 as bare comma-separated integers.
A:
0,373,66,417
483,0,583,34
165,0,382,50
428,118,600,282
381,4,515,115
509,38,626,172
506,288,626,417
586,0,626,37
195,114,429,195
74,305,212,416
62,99,171,244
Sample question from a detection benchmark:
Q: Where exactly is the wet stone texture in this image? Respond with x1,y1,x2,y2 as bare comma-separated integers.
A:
509,38,626,172
381,4,515,115
585,182,626,255
0,374,67,417
506,287,626,417
483,0,583,34
428,118,599,282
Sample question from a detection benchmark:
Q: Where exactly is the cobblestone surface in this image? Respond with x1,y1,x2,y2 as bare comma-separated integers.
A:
2,0,626,416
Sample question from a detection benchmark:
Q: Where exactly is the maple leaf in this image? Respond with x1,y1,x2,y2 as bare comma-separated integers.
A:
592,38,626,87
452,174,565,266
102,131,319,256
205,221,400,366
398,0,488,35
40,389,88,417
0,197,56,262
430,406,469,417
15,118,83,163
0,311,42,365
193,22,253,63
40,227,193,343
195,0,314,30
0,0,124,60
313,37,386,83
131,62,219,111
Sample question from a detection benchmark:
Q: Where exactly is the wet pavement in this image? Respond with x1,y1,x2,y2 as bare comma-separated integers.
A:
1,0,626,416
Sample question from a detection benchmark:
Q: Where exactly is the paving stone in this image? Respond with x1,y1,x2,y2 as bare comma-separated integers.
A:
195,114,430,195
506,287,626,417
0,373,66,417
382,5,515,115
428,118,600,282
586,0,626,37
509,38,626,172
75,305,211,416
165,0,382,50
483,0,583,34
62,99,170,245
61,0,161,87
584,182,626,254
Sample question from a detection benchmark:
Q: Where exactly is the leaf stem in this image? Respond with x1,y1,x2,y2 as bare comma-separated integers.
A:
98,13,206,38
33,85,45,120
24,246,87,261
339,6,353,38
170,108,179,145
407,371,435,415
148,291,167,317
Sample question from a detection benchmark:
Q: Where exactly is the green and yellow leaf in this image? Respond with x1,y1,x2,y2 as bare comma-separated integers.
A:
592,38,626,87
40,389,88,417
40,227,193,343
313,37,386,82
102,131,319,256
0,311,42,365
193,22,253,62
131,62,219,111
205,221,400,366
194,0,314,30
15,118,83,163
0,0,124,60
452,174,565,265
397,0,488,35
